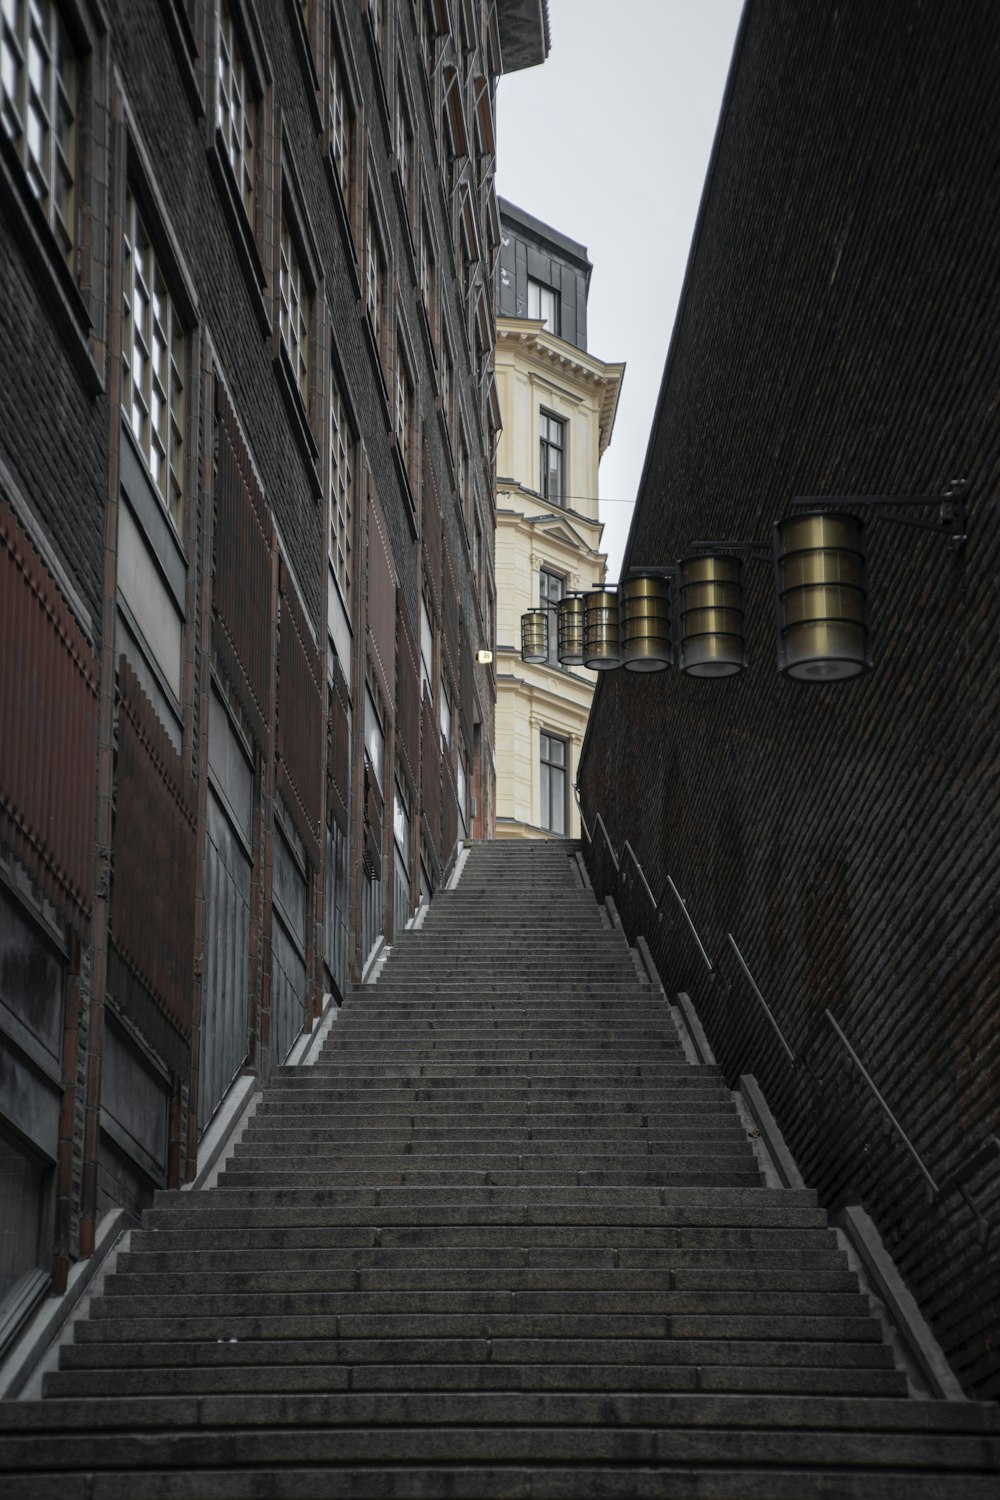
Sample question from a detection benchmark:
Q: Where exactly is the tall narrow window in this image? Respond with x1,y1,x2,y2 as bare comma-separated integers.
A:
122,188,185,528
328,36,351,201
394,76,413,221
279,216,309,400
1,0,75,260
329,378,352,607
439,677,451,748
420,596,433,700
365,209,384,350
217,1,254,216
539,731,567,836
540,568,564,667
395,340,414,471
419,209,436,341
528,277,558,336
539,411,565,505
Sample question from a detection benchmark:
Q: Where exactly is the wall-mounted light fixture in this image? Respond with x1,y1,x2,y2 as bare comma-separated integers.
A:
520,607,548,664
556,593,586,666
584,587,622,670
519,483,965,682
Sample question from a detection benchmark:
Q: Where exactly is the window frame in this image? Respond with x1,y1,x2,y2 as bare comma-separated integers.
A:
539,566,565,667
328,368,355,614
539,408,566,506
527,276,559,336
539,730,568,836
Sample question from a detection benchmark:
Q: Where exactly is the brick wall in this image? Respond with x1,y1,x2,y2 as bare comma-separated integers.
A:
580,0,1000,1400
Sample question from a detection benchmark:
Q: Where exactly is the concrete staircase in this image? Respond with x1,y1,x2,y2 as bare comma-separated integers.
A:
1,839,998,1495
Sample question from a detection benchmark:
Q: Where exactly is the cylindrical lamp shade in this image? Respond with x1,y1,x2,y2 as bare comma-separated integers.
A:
620,574,672,672
520,608,548,664
678,555,745,677
776,511,869,681
583,588,621,670
557,593,586,666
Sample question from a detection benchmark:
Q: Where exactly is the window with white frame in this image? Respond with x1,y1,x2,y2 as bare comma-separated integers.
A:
122,187,185,528
539,410,565,505
1,0,76,261
439,676,451,748
540,731,567,835
456,752,467,837
394,74,412,219
328,33,351,201
395,338,414,469
279,214,309,400
528,277,559,335
364,681,384,788
419,208,436,337
540,567,564,667
329,377,352,607
217,1,254,217
420,596,433,700
365,208,384,350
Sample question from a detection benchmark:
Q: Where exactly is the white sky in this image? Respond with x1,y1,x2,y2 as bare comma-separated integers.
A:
496,0,743,578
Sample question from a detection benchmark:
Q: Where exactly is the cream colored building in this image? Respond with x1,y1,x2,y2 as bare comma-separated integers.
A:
493,202,624,840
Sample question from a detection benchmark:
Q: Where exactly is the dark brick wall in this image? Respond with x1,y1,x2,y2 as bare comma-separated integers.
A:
579,0,1000,1400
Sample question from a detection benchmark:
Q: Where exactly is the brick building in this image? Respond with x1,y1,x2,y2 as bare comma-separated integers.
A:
0,0,547,1354
578,0,1000,1399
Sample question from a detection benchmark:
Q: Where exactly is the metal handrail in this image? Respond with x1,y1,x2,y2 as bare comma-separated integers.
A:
576,787,996,1245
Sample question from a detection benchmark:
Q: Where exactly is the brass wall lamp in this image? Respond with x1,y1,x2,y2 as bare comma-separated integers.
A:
519,483,966,681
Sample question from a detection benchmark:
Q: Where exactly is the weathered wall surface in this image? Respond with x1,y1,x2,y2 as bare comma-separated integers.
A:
580,0,1000,1399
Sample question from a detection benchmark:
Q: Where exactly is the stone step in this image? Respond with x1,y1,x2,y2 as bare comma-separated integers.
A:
118,1244,848,1273
214,1170,763,1190
74,1310,883,1344
42,1361,909,1398
238,1126,750,1145
229,1150,756,1172
103,1266,861,1296
58,1333,900,1372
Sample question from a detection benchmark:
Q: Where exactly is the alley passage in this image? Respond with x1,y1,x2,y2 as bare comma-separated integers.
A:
1,841,998,1495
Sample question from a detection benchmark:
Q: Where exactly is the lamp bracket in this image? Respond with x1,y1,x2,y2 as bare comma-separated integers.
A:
690,540,773,565
791,480,967,549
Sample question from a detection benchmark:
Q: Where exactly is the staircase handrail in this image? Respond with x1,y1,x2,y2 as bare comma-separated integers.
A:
576,786,996,1246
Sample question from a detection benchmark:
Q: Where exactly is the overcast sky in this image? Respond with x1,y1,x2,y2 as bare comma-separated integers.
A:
495,0,744,578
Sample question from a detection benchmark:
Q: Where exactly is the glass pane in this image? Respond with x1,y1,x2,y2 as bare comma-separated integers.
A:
540,765,549,830
0,1134,46,1301
552,765,565,834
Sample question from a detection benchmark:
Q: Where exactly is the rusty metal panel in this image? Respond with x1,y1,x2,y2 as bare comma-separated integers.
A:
275,562,322,867
366,487,396,710
395,590,420,789
111,658,197,1039
213,384,272,750
0,498,98,929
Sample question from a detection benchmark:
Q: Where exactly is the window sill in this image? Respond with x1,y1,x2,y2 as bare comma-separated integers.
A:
273,346,321,499
208,135,270,339
0,133,103,397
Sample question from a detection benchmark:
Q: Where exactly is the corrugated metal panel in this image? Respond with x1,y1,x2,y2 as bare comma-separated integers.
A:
213,384,272,750
111,658,197,1039
366,486,396,710
198,789,251,1127
270,913,306,1064
276,562,322,866
0,498,98,927
395,589,421,788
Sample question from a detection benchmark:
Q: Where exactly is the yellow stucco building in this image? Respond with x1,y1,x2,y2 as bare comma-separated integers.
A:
494,202,624,839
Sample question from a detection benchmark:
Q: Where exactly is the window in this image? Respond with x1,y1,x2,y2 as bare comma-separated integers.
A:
364,681,384,788
540,567,564,666
279,214,309,400
394,74,413,220
456,752,467,838
528,278,559,336
122,187,185,528
217,1,254,217
329,377,352,608
395,338,414,470
439,676,451,747
539,731,567,836
539,410,565,505
457,433,469,528
440,335,453,437
418,208,436,341
420,596,433,699
1,0,75,261
328,32,352,201
365,208,384,350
